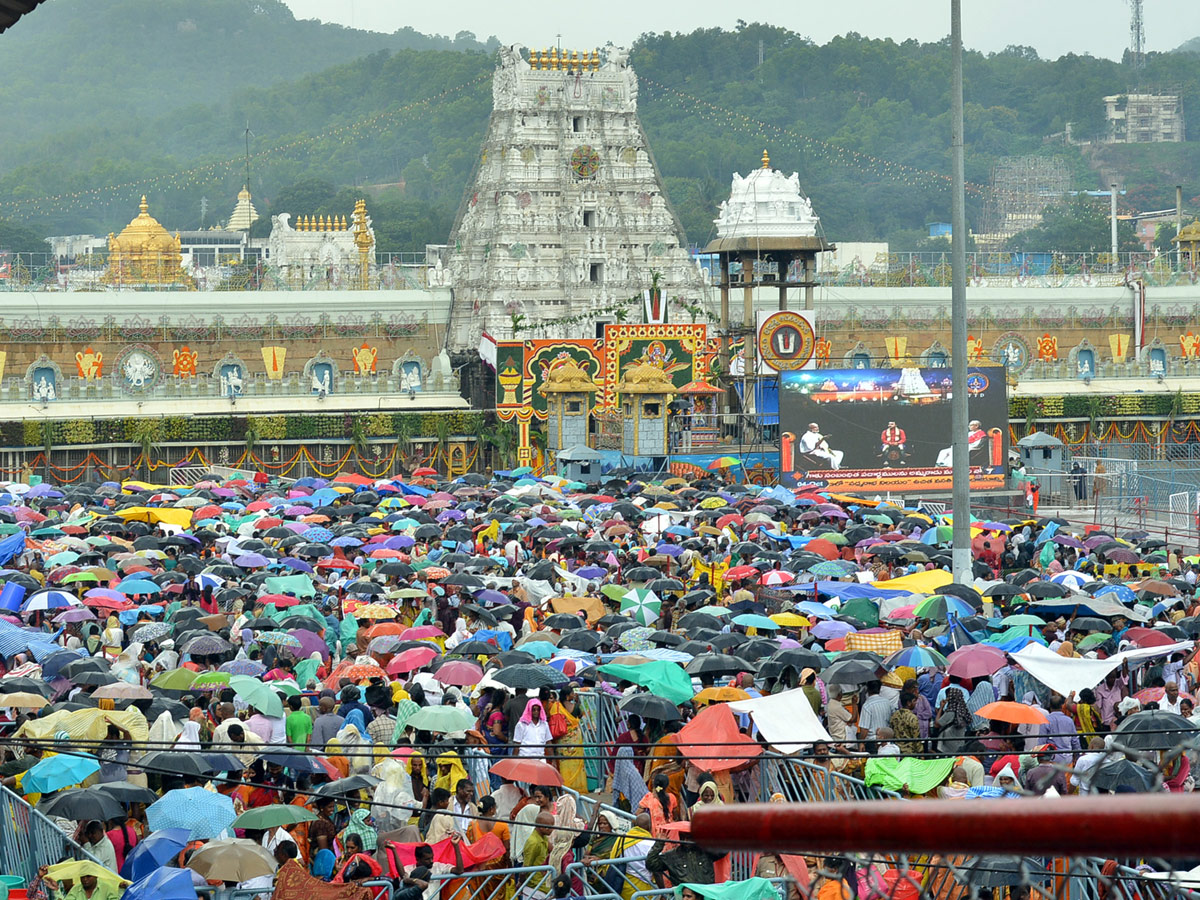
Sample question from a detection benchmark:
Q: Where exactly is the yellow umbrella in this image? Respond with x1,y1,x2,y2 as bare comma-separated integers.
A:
46,860,128,894
355,603,399,619
699,497,726,509
1,691,49,709
697,524,723,536
693,686,751,705
770,613,811,628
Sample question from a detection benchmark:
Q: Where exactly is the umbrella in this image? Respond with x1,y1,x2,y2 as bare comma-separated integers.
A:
387,646,439,675
37,787,124,822
120,828,192,881
975,701,1049,726
731,613,780,631
404,705,477,733
821,657,884,686
187,837,276,881
685,653,751,677
946,644,1007,679
1113,710,1197,750
23,753,101,794
884,646,948,670
138,751,221,779
147,787,236,840
312,774,383,799
435,660,484,687
231,805,317,830
122,867,197,900
490,757,564,786
620,587,662,626
620,693,682,721
96,781,160,806
912,594,975,621
229,674,284,717
1089,758,1157,792
491,664,568,690
957,857,1046,888
0,690,49,709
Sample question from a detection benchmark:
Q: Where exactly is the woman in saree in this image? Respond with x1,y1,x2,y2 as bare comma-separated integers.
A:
547,685,587,792
637,772,680,840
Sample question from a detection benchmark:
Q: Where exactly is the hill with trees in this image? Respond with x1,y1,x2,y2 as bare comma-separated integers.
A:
2,8,1200,253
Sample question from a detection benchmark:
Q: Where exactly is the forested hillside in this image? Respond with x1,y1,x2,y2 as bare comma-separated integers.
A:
2,8,1199,252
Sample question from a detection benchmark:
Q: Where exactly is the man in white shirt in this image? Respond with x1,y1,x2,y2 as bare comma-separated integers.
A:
1160,681,1186,715
81,820,117,872
451,779,476,833
798,423,844,469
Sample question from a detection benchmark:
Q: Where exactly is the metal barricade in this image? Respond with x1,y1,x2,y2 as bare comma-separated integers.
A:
429,864,557,900
575,689,621,791
752,754,901,803
0,784,101,885
568,855,658,899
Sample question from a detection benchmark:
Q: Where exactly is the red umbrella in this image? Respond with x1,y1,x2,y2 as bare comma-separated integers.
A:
193,505,223,520
806,539,839,560
1124,627,1178,648
386,646,439,675
261,594,301,608
725,565,759,581
491,758,564,786
413,467,439,477
434,660,485,687
947,644,1006,679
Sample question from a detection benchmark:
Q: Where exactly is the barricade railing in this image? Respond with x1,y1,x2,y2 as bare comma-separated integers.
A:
569,854,653,898
630,880,788,899
575,689,621,791
0,783,101,886
429,864,556,900
753,754,902,803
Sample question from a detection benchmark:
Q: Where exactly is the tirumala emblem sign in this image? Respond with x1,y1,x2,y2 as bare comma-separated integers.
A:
990,332,1031,374
570,145,600,179
757,311,816,372
114,345,162,394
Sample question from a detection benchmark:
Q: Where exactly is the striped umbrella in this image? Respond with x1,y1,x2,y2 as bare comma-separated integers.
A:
22,590,81,612
620,588,661,626
253,630,303,649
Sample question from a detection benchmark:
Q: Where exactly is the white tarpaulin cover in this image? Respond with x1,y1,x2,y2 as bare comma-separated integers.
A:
727,686,832,750
1011,640,1194,698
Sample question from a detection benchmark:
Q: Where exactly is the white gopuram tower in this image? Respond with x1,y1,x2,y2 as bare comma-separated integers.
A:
444,45,705,349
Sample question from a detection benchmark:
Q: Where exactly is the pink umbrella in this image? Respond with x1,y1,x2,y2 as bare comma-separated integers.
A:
885,604,918,620
386,645,439,675
947,644,1006,678
434,660,484,687
401,625,446,640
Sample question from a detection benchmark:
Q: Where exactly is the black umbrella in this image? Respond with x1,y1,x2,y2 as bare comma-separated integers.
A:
649,630,685,647
768,648,827,671
38,788,125,822
93,781,161,805
708,633,749,651
596,614,627,627
491,651,536,667
940,583,983,608
1113,710,1198,750
686,653,753,677
543,613,587,631
345,581,384,595
1089,758,1157,792
558,630,606,652
413,524,442,540
70,670,118,687
647,578,685,594
139,750,221,777
313,774,382,798
822,657,885,685
984,584,1026,598
491,664,568,690
61,657,110,679
625,567,660,583
1026,582,1071,599
1069,617,1112,633
619,693,681,722
677,612,723,631
0,677,55,697
957,857,1046,888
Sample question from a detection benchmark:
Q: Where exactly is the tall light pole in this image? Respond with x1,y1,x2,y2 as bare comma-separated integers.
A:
950,0,972,584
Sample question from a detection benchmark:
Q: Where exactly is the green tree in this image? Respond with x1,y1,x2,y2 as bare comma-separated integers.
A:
1005,196,1140,253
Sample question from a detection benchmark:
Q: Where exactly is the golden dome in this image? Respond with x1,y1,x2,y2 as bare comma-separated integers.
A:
616,362,677,395
1173,220,1200,244
110,196,180,253
102,196,193,287
543,358,598,393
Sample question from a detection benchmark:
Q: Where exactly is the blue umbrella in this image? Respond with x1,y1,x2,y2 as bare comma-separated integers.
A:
122,866,197,900
121,828,192,881
1092,583,1137,605
23,753,100,794
731,613,780,630
146,787,236,839
331,536,363,547
793,600,836,620
518,640,558,660
117,579,161,595
302,526,335,542
21,590,80,612
234,553,269,568
884,645,949,669
808,560,857,577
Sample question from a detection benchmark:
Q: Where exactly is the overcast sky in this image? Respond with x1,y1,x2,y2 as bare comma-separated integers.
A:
282,1,1196,61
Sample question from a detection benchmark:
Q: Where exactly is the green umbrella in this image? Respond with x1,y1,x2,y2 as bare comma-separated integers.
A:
60,572,100,584
405,705,476,733
191,672,231,689
601,584,627,602
150,668,198,690
229,674,284,717
267,680,300,697
597,661,694,705
840,597,880,627
511,466,534,476
0,523,20,535
231,805,317,830
620,588,662,626
1076,632,1112,652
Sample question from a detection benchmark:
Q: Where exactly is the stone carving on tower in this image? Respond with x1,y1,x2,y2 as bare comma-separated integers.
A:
444,44,705,348
266,205,374,288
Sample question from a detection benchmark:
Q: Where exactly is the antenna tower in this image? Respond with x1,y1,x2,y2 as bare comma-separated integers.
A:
1129,0,1145,71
